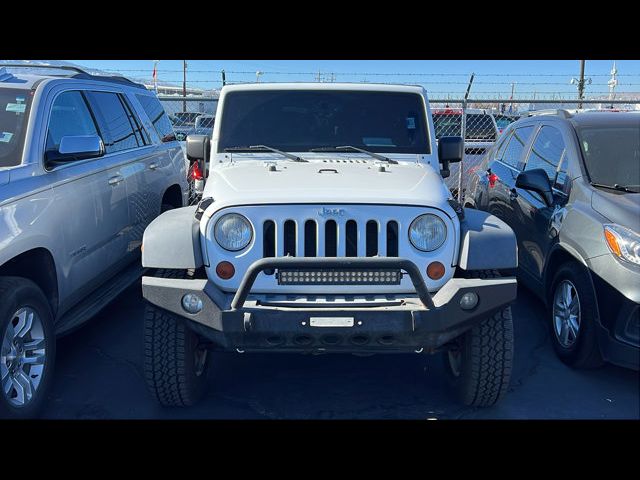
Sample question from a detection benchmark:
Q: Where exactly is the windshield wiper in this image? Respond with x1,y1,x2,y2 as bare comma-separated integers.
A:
310,146,397,164
224,145,307,162
590,182,640,193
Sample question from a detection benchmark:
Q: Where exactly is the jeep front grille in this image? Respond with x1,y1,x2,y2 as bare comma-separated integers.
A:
262,219,399,258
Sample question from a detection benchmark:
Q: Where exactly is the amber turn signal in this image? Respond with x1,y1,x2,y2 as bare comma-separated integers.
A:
216,261,235,279
426,261,445,280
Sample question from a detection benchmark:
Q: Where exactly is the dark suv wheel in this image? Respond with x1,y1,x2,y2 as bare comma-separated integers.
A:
549,262,604,369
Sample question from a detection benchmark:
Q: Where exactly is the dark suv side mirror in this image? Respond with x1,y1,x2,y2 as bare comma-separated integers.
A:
516,168,553,206
186,134,210,161
438,136,463,178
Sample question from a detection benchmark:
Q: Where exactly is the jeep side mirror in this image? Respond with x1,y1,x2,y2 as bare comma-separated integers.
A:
438,136,463,178
516,168,554,206
46,135,104,165
186,134,210,161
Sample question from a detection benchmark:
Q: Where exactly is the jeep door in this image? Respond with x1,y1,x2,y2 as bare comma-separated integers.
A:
44,90,130,309
511,124,571,281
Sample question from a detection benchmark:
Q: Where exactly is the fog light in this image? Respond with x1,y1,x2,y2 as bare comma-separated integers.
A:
182,293,203,314
216,261,235,279
460,292,479,310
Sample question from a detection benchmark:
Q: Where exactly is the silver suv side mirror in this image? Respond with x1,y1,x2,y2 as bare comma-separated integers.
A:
46,135,104,165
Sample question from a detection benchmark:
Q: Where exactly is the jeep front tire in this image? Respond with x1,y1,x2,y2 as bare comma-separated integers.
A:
444,270,514,407
143,269,210,407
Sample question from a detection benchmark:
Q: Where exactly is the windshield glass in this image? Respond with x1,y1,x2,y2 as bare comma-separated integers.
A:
218,90,430,154
0,88,33,168
496,118,513,130
432,113,496,141
577,122,640,188
196,116,214,128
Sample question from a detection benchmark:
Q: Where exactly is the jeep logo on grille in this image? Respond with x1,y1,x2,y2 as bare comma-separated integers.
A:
318,207,345,217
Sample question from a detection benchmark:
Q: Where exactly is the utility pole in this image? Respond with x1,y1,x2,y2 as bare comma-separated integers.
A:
182,60,187,113
571,61,591,110
221,69,226,87
578,60,585,109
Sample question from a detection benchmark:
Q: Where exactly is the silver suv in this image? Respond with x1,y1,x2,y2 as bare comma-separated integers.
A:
0,65,188,418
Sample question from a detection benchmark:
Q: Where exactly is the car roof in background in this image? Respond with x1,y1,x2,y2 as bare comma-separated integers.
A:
0,65,146,91
569,111,640,127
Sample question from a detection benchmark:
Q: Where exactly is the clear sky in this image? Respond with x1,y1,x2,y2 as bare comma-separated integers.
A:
70,59,640,99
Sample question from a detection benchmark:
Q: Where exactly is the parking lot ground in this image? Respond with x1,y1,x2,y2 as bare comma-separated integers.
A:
42,282,639,419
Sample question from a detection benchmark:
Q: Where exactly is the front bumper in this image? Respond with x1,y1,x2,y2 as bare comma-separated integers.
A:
142,257,517,352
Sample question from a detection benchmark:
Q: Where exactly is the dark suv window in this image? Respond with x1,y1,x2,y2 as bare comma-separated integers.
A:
525,126,566,181
46,91,99,155
501,126,534,169
85,91,141,153
136,94,176,143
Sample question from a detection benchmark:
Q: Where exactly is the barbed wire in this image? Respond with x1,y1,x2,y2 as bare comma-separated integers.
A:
104,68,640,78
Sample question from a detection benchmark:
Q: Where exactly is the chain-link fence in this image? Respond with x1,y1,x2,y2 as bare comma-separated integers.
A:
160,94,640,205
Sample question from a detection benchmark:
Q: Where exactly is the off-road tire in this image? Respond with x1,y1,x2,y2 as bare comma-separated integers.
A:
444,270,514,407
0,277,56,419
143,269,210,407
548,262,604,369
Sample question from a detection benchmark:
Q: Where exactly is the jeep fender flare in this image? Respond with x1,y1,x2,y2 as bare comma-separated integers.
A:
142,206,203,269
458,208,517,271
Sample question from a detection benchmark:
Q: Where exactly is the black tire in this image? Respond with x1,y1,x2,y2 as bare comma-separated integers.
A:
444,270,514,407
0,277,56,419
143,269,210,407
548,262,604,369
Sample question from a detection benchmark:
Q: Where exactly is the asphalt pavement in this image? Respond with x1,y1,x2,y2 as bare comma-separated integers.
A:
42,282,639,419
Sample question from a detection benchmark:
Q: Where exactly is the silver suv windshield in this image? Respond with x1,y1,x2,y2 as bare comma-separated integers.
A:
0,88,33,168
218,90,430,154
577,122,640,193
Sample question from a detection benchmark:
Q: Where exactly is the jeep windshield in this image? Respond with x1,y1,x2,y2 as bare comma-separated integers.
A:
217,90,430,154
577,121,640,193
0,88,33,169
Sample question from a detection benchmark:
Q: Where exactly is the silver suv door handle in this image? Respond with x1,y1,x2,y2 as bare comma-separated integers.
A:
149,162,158,170
108,175,124,186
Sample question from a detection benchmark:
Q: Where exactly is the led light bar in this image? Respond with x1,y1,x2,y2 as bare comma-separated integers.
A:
277,268,402,285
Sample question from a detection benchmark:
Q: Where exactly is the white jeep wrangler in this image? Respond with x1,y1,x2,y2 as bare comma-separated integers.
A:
141,83,518,408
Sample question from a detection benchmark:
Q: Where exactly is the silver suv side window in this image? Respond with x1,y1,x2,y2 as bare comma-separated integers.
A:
85,91,141,154
136,94,176,143
525,125,566,182
46,91,99,154
501,125,534,169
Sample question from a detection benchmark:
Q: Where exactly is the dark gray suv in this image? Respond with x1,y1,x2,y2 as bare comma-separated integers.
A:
466,110,639,370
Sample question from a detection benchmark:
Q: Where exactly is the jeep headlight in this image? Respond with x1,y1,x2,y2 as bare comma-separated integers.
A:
409,214,447,252
604,224,640,265
214,213,253,251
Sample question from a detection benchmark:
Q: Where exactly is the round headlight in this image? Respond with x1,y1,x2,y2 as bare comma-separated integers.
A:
409,214,447,252
214,213,253,251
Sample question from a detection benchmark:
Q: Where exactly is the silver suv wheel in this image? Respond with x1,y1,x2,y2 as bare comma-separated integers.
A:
1,307,47,407
552,280,581,349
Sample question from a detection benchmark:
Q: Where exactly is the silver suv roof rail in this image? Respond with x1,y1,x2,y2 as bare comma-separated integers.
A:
526,109,572,119
0,63,147,90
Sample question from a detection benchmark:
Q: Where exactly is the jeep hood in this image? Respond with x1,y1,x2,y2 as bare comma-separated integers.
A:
203,159,452,211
